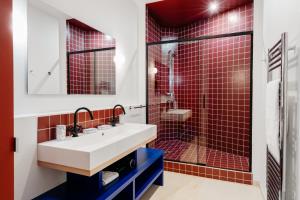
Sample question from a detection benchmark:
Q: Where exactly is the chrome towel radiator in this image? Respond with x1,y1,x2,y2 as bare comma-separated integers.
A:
266,32,288,200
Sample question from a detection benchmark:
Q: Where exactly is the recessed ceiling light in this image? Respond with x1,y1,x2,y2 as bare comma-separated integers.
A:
209,1,219,13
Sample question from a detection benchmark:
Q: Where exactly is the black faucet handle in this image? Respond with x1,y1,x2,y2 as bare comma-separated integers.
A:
74,125,83,133
110,117,118,127
67,125,83,137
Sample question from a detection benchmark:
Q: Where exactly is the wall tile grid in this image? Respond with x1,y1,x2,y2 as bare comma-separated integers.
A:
146,9,163,147
156,139,249,171
146,3,253,176
37,108,122,143
67,22,116,94
147,11,184,145
205,35,251,157
164,160,253,185
67,23,87,94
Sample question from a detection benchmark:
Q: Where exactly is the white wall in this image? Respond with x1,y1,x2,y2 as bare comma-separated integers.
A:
13,0,147,199
252,0,267,198
263,0,300,199
136,1,147,105
14,117,65,200
131,0,158,105
14,0,144,117
27,2,67,94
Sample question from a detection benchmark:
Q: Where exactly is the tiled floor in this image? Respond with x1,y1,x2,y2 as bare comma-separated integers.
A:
155,139,249,171
141,171,264,200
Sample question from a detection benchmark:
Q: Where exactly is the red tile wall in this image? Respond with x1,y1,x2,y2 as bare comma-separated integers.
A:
67,23,87,94
147,3,253,171
206,36,251,156
94,50,116,94
146,9,161,43
37,108,122,143
66,23,115,53
147,8,163,146
67,22,116,94
164,161,253,185
147,4,253,42
84,31,115,50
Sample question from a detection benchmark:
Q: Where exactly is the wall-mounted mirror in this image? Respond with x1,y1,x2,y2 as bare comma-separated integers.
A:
27,0,116,95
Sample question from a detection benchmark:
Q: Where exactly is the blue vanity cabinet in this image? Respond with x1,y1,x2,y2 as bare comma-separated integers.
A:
34,148,164,200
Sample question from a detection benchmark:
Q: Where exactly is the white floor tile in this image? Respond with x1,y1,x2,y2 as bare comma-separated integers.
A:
141,171,264,200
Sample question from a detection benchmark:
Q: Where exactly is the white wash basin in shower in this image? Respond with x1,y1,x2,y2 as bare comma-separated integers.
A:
161,109,192,122
37,123,157,176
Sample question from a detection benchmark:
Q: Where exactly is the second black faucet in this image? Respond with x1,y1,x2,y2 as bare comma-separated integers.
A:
111,104,126,127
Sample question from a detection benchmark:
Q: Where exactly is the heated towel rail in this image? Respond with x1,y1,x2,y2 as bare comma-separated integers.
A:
267,32,288,200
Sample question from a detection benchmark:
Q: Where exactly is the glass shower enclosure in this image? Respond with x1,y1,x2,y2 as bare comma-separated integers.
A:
147,32,253,172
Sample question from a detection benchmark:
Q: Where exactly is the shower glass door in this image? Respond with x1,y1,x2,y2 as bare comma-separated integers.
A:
201,35,252,172
147,33,252,172
147,40,207,166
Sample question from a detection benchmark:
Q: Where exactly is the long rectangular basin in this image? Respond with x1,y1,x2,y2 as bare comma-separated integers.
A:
38,123,157,176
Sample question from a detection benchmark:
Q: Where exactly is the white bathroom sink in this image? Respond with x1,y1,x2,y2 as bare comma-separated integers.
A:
37,123,157,176
161,109,192,122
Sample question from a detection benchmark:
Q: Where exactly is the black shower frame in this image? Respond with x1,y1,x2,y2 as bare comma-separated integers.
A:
145,31,253,173
67,47,116,94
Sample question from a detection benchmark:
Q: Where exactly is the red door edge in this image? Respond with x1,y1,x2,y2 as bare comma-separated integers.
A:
0,0,14,199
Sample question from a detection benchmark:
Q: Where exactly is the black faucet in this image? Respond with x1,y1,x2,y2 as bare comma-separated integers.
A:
111,104,126,127
72,107,94,137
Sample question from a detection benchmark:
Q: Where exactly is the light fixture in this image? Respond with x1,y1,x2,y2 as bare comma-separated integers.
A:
208,1,219,13
228,13,238,23
152,67,158,74
105,34,113,41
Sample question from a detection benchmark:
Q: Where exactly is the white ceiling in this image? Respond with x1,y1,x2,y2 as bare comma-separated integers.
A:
131,0,162,6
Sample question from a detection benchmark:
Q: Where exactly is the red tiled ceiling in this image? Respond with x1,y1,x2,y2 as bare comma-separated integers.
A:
67,19,97,32
147,0,253,27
